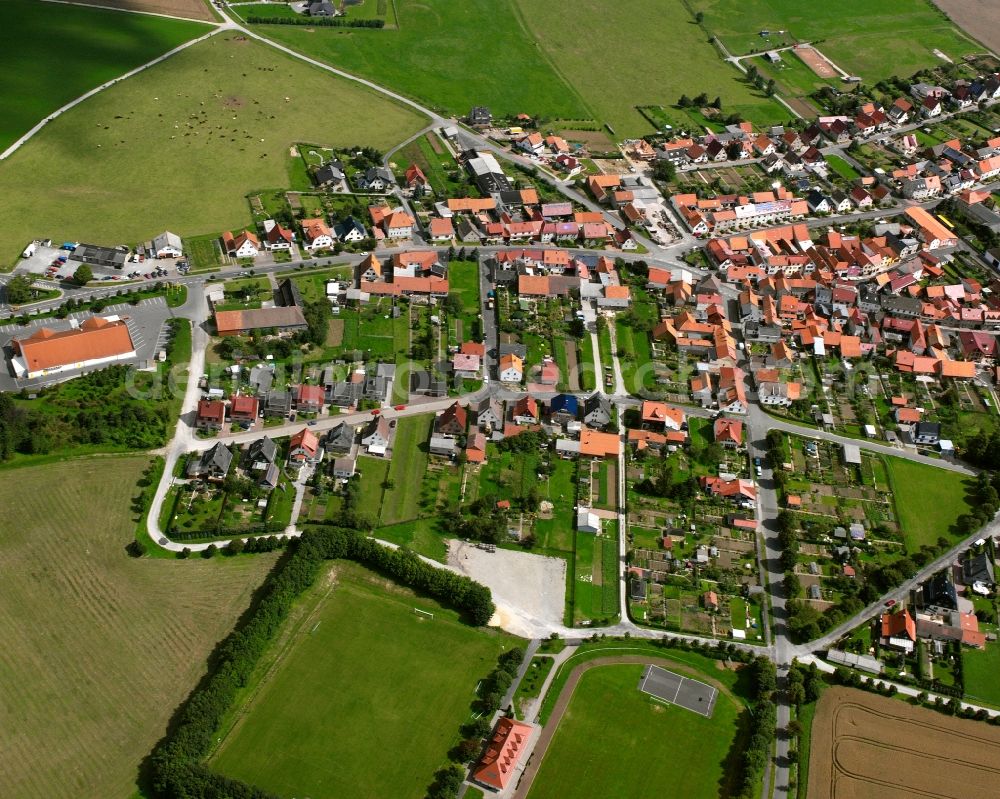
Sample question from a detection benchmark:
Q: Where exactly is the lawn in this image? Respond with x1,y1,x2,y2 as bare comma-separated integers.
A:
513,0,790,136
0,0,210,153
513,654,556,718
0,455,276,798
527,663,744,799
448,259,482,344
380,414,433,525
250,0,590,122
691,0,982,81
210,562,516,798
883,456,974,552
825,154,861,181
0,34,425,262
615,321,654,393
961,643,1000,707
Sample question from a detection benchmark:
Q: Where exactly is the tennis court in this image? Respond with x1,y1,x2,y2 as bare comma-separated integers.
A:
637,664,718,718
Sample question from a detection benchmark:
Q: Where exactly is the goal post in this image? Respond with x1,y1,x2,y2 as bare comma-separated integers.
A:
414,607,434,619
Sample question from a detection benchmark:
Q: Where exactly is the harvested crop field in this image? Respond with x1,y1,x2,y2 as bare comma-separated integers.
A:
0,455,277,798
934,0,1000,54
808,687,1000,798
59,0,218,22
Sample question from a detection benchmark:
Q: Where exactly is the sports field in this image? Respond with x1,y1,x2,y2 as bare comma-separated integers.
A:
0,34,425,262
527,663,743,799
691,0,982,81
252,0,590,122
0,0,210,152
808,686,1000,798
883,456,973,552
210,562,516,798
0,455,276,798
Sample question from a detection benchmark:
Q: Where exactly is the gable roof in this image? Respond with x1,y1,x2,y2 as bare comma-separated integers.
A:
12,316,135,372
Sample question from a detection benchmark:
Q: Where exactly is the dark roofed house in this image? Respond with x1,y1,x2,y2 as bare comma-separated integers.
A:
323,422,356,454
963,552,995,587
549,394,579,424
913,421,941,445
922,571,958,613
277,278,303,308
308,0,336,16
468,106,492,128
314,161,345,187
244,436,277,470
187,442,233,480
583,393,612,428
263,390,292,418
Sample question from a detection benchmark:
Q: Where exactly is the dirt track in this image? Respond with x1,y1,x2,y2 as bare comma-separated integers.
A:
512,654,735,799
808,687,1000,798
59,0,217,22
934,0,1000,55
795,45,838,78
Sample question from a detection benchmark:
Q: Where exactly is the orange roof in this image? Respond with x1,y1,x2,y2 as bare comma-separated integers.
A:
12,316,135,373
429,218,455,237
289,428,319,458
499,353,523,372
301,217,332,243
579,427,619,458
641,401,685,429
881,609,915,642
518,274,551,296
197,399,225,423
713,417,743,445
904,207,956,245
448,197,496,213
605,285,631,300
230,394,258,416
473,718,533,790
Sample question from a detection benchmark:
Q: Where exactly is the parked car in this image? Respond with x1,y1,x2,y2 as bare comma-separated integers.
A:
394,404,407,411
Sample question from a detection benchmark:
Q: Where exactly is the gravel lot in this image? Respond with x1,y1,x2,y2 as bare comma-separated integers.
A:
448,540,567,637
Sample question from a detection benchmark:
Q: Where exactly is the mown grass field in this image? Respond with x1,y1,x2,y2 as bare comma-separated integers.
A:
0,0,210,152
961,643,1000,707
691,0,982,81
0,34,425,263
380,414,434,525
0,455,276,798
884,456,974,552
210,562,516,798
527,663,743,799
255,0,590,121
513,0,789,136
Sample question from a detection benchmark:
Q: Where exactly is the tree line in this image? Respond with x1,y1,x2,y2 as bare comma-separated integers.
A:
147,526,494,798
245,15,385,28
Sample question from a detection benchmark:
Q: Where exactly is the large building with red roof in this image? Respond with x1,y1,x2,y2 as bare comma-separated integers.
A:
10,316,136,379
473,717,534,791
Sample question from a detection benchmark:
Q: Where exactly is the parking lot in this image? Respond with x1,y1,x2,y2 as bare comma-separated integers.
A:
0,296,172,391
16,241,186,285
